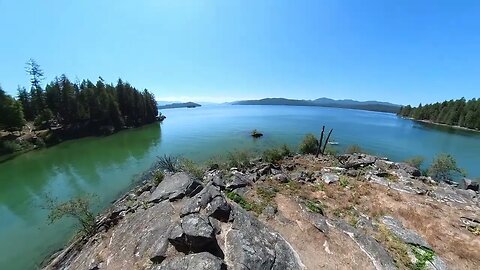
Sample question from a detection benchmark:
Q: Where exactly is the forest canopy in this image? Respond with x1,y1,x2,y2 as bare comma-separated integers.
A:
0,59,159,132
398,97,480,130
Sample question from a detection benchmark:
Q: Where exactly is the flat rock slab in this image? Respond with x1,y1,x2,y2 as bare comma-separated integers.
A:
151,252,226,270
330,219,397,270
149,172,202,202
225,206,303,270
344,154,377,169
381,216,431,249
56,200,177,270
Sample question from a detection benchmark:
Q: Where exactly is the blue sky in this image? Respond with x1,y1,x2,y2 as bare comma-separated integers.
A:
0,0,479,105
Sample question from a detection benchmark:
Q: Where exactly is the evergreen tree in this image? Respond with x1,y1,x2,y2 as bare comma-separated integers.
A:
26,59,45,116
0,86,25,130
398,97,480,130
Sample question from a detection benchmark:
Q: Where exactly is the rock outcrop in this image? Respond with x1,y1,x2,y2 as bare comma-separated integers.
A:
44,153,480,270
44,172,303,270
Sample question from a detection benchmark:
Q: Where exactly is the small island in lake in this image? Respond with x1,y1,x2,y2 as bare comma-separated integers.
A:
157,102,201,109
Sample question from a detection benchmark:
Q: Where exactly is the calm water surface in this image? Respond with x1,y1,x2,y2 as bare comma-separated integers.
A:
1,105,479,270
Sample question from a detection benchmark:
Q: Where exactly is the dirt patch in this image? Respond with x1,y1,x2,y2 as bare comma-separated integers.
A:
261,194,376,270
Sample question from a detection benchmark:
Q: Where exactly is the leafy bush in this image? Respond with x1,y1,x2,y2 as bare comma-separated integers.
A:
226,149,254,169
404,156,424,169
428,153,465,182
34,108,54,128
299,134,318,154
44,194,96,236
345,144,363,154
157,154,180,172
0,140,21,154
263,144,292,163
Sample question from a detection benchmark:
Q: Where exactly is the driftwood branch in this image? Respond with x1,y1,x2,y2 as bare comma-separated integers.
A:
321,129,333,155
315,126,325,157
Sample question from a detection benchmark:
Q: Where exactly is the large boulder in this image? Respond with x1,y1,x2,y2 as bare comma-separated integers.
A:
151,252,226,270
149,172,202,202
396,163,421,177
225,206,303,270
180,183,222,217
168,213,219,255
343,154,377,169
226,173,251,190
461,178,479,192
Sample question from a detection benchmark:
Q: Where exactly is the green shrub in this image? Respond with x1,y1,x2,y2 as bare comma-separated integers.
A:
411,246,435,270
299,134,318,154
226,149,254,169
404,156,424,169
324,145,338,156
339,176,350,188
34,108,54,128
263,144,292,163
226,191,254,211
44,194,96,237
257,186,278,203
153,171,164,185
304,199,324,214
0,140,21,154
157,154,180,172
345,144,363,154
180,158,204,180
428,153,465,182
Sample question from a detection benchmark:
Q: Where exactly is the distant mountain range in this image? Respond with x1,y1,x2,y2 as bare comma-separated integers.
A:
157,102,201,109
231,98,401,113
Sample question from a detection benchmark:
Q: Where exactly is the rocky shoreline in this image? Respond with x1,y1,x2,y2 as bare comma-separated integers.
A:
43,153,480,270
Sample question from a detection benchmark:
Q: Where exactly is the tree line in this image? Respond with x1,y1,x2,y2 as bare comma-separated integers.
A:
398,97,480,130
0,59,159,132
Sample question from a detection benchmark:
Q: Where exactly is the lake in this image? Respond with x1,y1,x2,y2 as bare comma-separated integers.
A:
1,105,479,270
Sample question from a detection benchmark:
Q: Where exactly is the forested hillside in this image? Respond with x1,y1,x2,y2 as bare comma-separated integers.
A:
398,98,480,130
0,59,159,132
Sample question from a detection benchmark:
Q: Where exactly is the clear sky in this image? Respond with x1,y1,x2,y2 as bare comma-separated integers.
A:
0,0,479,105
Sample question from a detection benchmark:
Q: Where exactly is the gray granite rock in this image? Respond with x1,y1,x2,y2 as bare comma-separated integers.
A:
149,172,202,203
332,219,396,270
344,153,377,169
381,216,431,249
151,252,226,270
225,206,303,270
322,173,339,184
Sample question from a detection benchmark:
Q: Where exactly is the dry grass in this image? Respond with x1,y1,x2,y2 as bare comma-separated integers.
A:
375,224,412,269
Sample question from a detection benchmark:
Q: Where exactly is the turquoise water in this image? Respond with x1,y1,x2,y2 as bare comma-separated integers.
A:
1,105,479,269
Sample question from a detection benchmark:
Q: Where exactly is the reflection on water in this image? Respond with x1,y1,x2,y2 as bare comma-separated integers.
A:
0,123,161,270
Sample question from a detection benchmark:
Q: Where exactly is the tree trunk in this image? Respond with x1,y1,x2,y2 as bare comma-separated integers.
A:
321,129,333,155
315,126,325,157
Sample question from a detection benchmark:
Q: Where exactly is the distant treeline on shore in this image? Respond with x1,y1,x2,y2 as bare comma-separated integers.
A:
398,97,480,130
0,59,159,132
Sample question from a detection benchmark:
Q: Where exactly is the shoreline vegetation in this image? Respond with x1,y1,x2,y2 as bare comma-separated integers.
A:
42,134,479,270
231,97,402,113
398,97,480,131
0,59,163,159
157,102,201,110
413,118,480,134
